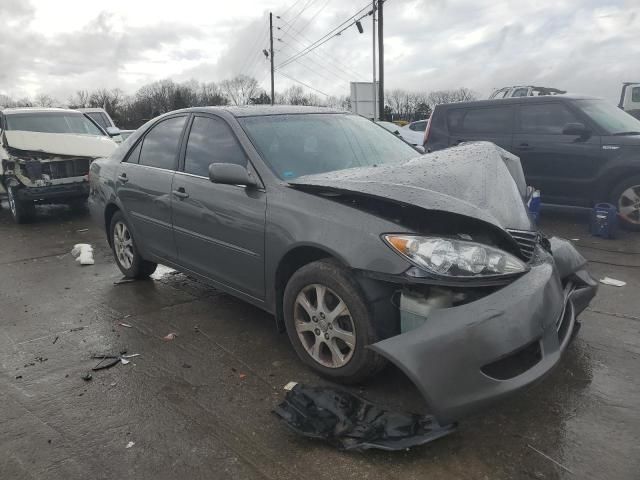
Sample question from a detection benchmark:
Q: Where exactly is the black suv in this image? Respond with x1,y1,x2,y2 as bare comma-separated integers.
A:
425,95,640,230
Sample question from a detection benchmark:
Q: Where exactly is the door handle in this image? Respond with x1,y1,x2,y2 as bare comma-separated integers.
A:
117,173,129,183
172,187,189,199
517,143,533,150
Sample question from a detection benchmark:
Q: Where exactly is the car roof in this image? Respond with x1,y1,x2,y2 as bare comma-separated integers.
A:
76,108,108,113
2,107,82,115
173,105,347,118
435,94,599,109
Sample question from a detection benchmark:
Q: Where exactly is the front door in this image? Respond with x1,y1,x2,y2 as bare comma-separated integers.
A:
114,115,187,261
171,115,267,301
513,102,603,206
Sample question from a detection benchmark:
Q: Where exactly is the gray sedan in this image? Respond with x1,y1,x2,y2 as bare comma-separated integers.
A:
88,106,597,423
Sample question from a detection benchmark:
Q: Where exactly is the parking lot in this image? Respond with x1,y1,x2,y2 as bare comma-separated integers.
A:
0,202,638,480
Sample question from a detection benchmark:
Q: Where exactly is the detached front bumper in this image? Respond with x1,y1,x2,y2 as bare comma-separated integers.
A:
369,238,597,424
16,182,89,202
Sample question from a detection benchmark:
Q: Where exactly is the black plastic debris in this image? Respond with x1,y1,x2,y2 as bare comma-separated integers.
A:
273,383,456,451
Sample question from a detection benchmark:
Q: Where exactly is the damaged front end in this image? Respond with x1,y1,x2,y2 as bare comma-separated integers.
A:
368,236,597,424
0,130,115,202
290,142,598,424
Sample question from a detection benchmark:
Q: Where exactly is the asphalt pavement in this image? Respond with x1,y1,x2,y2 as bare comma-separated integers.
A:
0,202,638,480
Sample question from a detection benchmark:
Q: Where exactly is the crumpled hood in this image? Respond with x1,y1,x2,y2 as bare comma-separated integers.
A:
290,142,533,231
4,130,117,158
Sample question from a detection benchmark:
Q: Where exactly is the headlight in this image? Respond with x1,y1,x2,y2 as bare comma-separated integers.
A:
383,235,527,278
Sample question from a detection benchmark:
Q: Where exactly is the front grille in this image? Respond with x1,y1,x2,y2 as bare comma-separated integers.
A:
506,228,539,261
481,340,542,380
41,158,91,179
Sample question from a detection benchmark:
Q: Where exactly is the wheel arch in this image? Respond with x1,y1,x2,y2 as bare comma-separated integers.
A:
104,202,120,246
273,244,347,332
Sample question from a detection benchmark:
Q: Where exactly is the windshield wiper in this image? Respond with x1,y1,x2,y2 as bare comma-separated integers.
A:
612,131,640,136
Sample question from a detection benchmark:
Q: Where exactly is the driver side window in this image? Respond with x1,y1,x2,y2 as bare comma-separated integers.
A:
184,116,248,177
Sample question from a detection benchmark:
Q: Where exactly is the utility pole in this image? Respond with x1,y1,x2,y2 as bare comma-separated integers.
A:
269,12,275,106
372,1,377,121
378,0,384,120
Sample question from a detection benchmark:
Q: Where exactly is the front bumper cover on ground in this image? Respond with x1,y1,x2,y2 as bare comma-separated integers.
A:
369,237,597,424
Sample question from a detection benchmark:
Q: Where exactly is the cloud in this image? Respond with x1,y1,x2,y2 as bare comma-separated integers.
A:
1,0,639,103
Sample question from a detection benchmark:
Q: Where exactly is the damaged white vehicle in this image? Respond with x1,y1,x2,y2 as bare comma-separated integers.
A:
0,108,118,222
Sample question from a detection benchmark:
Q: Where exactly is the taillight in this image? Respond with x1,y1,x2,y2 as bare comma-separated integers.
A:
423,116,432,146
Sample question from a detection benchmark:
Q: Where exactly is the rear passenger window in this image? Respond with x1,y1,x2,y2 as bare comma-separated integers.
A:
519,103,579,134
448,107,511,134
139,116,186,170
632,87,640,103
184,116,247,177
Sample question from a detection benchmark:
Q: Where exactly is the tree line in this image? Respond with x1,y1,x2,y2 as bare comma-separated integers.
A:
0,76,477,129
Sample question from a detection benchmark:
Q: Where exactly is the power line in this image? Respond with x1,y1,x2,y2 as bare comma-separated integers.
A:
277,71,331,97
276,25,365,81
280,0,318,36
276,2,374,70
276,35,356,83
276,17,365,80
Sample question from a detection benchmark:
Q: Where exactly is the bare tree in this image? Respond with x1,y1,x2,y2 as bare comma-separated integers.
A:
221,75,260,106
34,94,57,107
68,90,90,108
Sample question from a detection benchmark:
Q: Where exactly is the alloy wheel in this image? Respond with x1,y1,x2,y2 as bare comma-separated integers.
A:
113,221,134,269
618,185,640,225
293,284,356,368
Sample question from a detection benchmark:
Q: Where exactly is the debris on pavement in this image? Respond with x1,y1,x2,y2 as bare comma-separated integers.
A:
118,322,133,328
600,276,626,287
527,444,574,474
239,373,247,380
125,441,135,449
15,375,22,379
113,277,136,285
274,383,456,451
70,326,84,332
91,353,140,371
71,243,94,265
76,228,89,233
81,372,92,381
182,363,192,369
53,335,59,344
163,332,177,341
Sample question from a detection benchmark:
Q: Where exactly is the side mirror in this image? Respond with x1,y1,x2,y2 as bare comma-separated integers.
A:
562,122,590,137
209,163,257,187
106,126,121,137
414,145,426,154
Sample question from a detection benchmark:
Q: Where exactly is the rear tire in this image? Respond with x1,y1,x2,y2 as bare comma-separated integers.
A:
109,211,157,278
610,175,640,231
283,259,386,384
6,183,35,224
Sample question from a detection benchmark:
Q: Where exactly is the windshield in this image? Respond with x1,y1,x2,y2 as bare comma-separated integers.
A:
239,114,418,180
5,113,104,136
575,99,640,135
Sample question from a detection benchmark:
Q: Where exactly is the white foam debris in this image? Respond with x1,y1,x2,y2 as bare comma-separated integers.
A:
600,277,626,287
71,243,94,265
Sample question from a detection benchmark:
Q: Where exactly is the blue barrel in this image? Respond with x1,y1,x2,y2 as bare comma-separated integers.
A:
590,203,618,239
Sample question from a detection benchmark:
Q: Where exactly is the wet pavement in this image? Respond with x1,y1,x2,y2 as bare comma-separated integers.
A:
0,202,638,480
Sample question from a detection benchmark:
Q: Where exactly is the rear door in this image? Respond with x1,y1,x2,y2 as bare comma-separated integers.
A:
512,101,603,205
115,115,188,261
445,105,514,150
171,114,267,301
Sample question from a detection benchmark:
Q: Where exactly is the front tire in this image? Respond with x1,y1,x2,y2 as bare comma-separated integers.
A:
610,175,640,231
283,259,386,383
109,211,157,278
6,183,35,224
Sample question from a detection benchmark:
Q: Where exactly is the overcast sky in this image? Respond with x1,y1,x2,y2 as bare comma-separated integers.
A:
1,0,639,103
